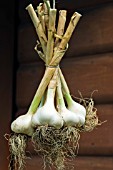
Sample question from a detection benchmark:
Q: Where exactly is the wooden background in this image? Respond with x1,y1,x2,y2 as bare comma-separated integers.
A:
1,0,113,169
0,0,15,169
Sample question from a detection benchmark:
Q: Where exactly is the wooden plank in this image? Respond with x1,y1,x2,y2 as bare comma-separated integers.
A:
16,104,113,156
0,3,14,170
25,156,113,170
16,53,113,108
16,61,44,108
0,46,12,168
18,3,113,63
18,25,39,63
79,104,113,155
67,3,113,57
58,0,113,10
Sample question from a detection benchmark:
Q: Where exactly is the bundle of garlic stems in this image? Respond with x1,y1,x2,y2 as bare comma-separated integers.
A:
9,0,99,170
11,1,85,135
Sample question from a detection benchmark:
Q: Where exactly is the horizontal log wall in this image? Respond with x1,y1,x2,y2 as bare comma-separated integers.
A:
19,0,113,24
16,1,113,169
26,156,113,170
16,53,113,107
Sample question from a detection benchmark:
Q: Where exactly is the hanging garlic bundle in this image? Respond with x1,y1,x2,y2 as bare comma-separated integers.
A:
7,0,99,170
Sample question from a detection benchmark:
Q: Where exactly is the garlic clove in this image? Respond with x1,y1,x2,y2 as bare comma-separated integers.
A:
11,113,34,136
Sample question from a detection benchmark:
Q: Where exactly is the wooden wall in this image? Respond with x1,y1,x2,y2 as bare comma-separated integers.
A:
16,0,113,169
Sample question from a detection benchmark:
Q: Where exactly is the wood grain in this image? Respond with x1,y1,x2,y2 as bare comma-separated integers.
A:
67,3,113,57
18,3,113,63
79,104,113,155
16,53,113,108
18,25,38,63
58,0,113,10
15,104,113,156
25,156,113,170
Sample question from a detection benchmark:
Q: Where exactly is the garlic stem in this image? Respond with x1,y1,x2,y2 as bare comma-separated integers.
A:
26,4,47,55
59,12,82,50
65,92,73,106
43,0,50,29
46,8,57,65
53,0,55,9
39,94,45,108
37,3,46,33
57,78,65,108
43,0,50,12
28,67,56,114
55,10,67,47
59,68,70,95
46,88,55,103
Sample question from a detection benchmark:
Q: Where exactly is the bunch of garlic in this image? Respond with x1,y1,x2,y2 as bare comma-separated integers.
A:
11,69,86,136
31,70,86,129
10,1,86,136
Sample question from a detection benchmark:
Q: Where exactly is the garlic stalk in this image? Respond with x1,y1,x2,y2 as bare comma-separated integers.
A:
11,111,34,136
31,70,64,129
59,69,86,125
57,79,79,126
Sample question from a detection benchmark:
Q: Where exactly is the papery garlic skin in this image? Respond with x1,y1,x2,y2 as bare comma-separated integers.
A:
32,88,63,129
32,103,63,129
59,69,86,125
11,113,34,136
57,78,82,127
65,94,86,125
68,101,86,125
58,105,79,126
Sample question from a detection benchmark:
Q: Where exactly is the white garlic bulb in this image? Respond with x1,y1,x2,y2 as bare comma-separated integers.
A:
32,88,63,129
65,94,86,125
57,80,80,126
11,113,34,136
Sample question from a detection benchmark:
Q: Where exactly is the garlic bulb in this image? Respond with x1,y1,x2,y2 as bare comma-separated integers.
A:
65,94,86,125
59,69,86,126
57,80,79,126
58,104,80,126
32,88,64,129
11,112,34,136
